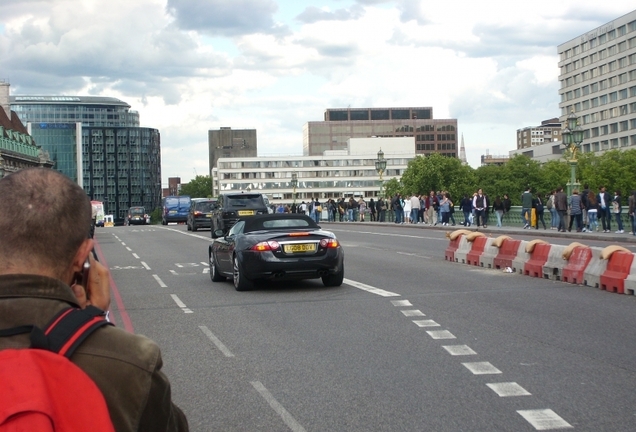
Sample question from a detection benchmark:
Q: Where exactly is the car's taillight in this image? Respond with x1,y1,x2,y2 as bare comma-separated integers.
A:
320,239,339,248
289,232,310,236
194,211,203,217
252,241,281,252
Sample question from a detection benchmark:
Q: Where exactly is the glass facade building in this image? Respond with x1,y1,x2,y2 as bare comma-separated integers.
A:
11,96,161,222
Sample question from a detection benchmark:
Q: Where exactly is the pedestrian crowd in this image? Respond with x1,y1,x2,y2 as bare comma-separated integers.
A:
274,184,636,236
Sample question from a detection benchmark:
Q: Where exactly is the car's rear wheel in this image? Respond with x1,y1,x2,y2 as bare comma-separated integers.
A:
192,224,198,232
210,253,225,282
233,255,253,291
322,266,344,287
187,221,192,231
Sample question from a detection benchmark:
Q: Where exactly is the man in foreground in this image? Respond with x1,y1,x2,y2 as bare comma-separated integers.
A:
0,168,188,432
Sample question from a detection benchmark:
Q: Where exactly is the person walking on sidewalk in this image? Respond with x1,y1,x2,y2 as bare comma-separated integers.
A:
472,189,487,228
521,186,533,229
587,191,599,233
547,190,558,230
492,196,505,227
598,186,612,233
569,189,584,232
533,192,547,229
612,190,624,233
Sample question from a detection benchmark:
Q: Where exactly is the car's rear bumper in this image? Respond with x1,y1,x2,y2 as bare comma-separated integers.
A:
239,249,344,280
193,217,212,228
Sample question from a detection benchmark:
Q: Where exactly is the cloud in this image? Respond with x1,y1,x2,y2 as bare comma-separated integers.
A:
296,5,365,24
166,0,285,37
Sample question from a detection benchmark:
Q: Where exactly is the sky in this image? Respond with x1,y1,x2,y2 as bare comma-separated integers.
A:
1,0,635,186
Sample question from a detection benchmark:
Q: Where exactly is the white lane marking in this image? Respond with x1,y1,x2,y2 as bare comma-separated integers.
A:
462,362,502,375
517,409,573,430
396,251,432,259
487,382,531,397
391,300,412,307
141,261,151,270
329,229,443,241
154,226,213,241
132,253,140,259
121,242,126,246
413,319,440,327
200,261,209,266
170,270,178,275
401,310,425,317
343,278,400,297
442,345,477,356
427,330,456,339
153,274,167,288
199,326,234,357
250,381,307,432
203,268,210,274
170,294,194,314
125,247,132,251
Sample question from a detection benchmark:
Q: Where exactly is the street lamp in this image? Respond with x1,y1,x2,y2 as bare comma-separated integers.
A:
561,110,584,196
0,154,5,179
374,148,387,198
291,171,298,205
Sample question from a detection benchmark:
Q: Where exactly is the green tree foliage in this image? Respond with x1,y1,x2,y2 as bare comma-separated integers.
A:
400,154,475,200
179,175,212,198
382,177,402,199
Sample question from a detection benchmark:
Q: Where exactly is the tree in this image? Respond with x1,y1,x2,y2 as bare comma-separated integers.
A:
399,153,475,200
383,178,402,199
179,175,212,198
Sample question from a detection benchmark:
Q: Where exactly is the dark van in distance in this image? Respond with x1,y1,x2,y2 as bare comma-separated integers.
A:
162,196,191,225
187,198,218,231
127,206,149,225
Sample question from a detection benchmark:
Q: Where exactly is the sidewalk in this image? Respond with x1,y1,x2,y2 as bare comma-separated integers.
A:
323,220,636,244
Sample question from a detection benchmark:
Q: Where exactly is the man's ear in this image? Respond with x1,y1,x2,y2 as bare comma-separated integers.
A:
70,238,94,275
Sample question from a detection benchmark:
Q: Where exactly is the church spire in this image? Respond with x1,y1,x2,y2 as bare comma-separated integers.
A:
459,133,467,165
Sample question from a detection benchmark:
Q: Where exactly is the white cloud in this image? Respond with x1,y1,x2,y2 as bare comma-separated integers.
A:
1,0,635,186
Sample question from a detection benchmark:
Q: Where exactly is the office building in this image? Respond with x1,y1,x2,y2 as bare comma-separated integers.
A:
303,107,458,158
558,9,636,154
0,81,54,177
10,95,161,222
208,127,257,171
215,137,414,202
516,118,563,149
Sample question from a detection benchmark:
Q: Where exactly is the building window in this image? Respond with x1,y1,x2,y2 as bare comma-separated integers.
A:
370,110,390,120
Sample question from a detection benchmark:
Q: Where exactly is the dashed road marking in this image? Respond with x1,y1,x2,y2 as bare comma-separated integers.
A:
391,300,412,307
426,330,456,339
132,253,139,259
462,362,502,375
412,319,440,327
153,274,167,288
442,345,477,356
487,382,532,397
199,326,234,357
517,409,573,430
125,247,132,251
170,294,193,313
141,261,151,270
343,278,400,297
250,381,307,432
401,309,425,317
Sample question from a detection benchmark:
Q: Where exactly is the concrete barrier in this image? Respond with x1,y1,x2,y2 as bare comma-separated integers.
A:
583,246,610,289
622,259,636,295
600,250,634,294
493,238,522,270
511,241,530,274
455,232,484,264
541,243,566,281
466,236,489,266
562,246,592,285
524,243,551,278
479,238,500,269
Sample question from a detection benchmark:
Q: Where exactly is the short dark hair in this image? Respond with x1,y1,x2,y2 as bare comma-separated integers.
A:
0,168,91,276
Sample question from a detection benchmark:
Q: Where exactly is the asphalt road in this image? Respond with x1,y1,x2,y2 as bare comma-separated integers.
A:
94,222,636,432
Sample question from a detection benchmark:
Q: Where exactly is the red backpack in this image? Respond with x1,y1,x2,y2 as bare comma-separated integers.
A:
0,306,115,432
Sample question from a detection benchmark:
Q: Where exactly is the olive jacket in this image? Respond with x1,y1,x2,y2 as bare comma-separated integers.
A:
0,274,189,432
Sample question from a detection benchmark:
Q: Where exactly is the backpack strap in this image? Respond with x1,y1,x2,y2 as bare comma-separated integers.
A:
43,306,113,358
0,306,112,358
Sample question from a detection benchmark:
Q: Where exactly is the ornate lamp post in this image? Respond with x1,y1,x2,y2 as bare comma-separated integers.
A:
374,149,387,198
291,171,298,205
561,110,584,196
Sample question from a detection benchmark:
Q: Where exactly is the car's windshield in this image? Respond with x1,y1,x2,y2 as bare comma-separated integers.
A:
196,202,215,212
130,207,145,215
227,195,264,207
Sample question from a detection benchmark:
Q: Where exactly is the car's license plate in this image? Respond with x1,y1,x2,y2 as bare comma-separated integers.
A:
169,210,177,214
206,214,212,217
284,243,316,253
238,210,255,216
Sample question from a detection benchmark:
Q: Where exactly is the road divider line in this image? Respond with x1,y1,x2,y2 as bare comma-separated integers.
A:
517,409,572,430
199,326,234,357
391,300,412,307
153,274,167,288
426,330,456,339
200,261,209,266
125,247,132,251
412,319,440,327
486,382,531,397
343,278,400,297
442,345,477,356
132,253,139,259
401,310,425,317
141,261,151,270
170,294,193,314
462,362,502,375
250,381,307,432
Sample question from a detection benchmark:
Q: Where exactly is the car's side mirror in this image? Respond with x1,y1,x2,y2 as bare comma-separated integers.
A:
213,229,225,238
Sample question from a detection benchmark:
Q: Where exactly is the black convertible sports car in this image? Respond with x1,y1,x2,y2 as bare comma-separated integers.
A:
208,213,344,291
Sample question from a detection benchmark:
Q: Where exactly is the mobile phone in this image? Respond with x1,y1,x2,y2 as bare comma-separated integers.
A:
73,258,91,288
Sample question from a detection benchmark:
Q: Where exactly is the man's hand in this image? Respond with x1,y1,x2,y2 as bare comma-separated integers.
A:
71,255,111,311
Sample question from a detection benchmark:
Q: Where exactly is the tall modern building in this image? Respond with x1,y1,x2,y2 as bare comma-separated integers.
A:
0,82,54,177
303,107,458,158
10,95,161,222
558,9,636,154
208,127,257,170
